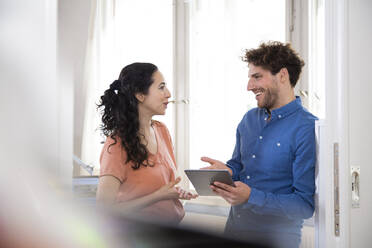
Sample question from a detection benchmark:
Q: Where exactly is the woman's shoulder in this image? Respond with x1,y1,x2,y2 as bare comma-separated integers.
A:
151,120,172,142
101,136,127,158
100,136,129,166
151,120,169,132
104,135,122,148
151,119,164,127
99,136,128,182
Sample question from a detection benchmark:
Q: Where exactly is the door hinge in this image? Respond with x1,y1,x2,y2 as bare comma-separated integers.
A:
334,143,340,236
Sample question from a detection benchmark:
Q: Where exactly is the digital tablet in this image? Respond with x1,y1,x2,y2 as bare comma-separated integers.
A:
184,169,235,196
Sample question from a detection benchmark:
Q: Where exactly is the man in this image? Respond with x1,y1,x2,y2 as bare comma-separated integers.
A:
201,41,317,248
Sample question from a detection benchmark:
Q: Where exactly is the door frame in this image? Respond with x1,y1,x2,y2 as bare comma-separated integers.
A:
315,0,350,247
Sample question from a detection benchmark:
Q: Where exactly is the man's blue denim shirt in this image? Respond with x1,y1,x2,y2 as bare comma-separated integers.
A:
226,96,317,235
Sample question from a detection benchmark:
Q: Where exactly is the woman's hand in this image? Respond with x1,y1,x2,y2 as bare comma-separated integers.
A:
154,177,198,201
175,187,198,200
154,177,182,201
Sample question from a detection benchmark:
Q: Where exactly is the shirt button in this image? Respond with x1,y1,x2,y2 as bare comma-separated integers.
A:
277,142,281,146
246,175,250,179
278,114,282,118
264,117,267,121
259,136,263,140
237,214,241,218
252,154,256,158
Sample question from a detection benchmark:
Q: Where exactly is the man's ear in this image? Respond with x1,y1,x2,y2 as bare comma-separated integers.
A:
135,93,145,103
279,68,290,84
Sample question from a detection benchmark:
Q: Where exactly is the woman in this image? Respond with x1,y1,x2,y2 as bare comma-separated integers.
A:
96,63,197,224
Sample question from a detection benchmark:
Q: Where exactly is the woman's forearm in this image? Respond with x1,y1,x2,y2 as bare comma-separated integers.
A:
97,177,182,215
113,191,163,214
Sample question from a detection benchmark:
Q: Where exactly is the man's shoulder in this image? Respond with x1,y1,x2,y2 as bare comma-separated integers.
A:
290,108,318,140
296,107,318,126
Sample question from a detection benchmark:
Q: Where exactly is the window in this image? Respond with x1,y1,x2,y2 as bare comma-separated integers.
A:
77,0,174,175
78,0,296,180
308,0,325,119
187,0,287,171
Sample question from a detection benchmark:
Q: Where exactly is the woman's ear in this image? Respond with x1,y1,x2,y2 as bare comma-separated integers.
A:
135,93,145,103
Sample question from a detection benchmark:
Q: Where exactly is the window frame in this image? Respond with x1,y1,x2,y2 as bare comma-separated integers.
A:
172,0,304,206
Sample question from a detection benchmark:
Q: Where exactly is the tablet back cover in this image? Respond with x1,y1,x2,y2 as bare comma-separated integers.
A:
184,169,233,196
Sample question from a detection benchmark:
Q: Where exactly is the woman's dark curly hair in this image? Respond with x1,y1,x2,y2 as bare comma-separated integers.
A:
97,62,158,170
243,41,305,87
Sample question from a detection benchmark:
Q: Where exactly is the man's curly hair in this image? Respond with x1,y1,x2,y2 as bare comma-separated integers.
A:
243,41,305,87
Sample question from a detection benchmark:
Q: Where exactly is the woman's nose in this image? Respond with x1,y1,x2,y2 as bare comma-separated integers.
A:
166,88,171,98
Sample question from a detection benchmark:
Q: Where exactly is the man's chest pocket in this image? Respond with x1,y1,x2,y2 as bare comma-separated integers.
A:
262,140,293,174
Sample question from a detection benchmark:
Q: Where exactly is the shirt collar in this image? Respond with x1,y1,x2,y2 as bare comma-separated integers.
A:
264,96,302,120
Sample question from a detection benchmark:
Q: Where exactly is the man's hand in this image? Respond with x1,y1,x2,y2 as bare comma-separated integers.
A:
200,156,232,175
210,181,251,206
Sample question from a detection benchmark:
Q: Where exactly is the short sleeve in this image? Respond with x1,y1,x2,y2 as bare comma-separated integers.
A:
99,137,127,183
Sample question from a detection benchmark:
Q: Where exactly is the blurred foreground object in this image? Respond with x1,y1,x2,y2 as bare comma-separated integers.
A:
0,165,269,248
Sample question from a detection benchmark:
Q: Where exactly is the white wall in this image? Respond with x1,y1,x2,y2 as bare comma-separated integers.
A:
0,0,64,178
0,0,90,184
57,0,92,176
348,0,372,246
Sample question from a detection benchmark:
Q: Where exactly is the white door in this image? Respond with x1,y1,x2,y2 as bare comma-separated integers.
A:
346,0,372,246
316,0,372,247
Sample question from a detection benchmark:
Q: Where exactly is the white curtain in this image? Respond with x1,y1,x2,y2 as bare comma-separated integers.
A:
80,0,121,174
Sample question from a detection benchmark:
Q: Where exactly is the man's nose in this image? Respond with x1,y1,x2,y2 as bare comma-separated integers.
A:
247,78,254,91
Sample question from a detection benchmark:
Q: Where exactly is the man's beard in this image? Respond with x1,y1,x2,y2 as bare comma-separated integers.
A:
257,87,279,110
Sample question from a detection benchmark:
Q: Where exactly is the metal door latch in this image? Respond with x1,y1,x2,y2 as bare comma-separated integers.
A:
351,166,360,208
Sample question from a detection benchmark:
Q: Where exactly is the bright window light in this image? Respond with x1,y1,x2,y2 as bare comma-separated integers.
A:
188,0,286,169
